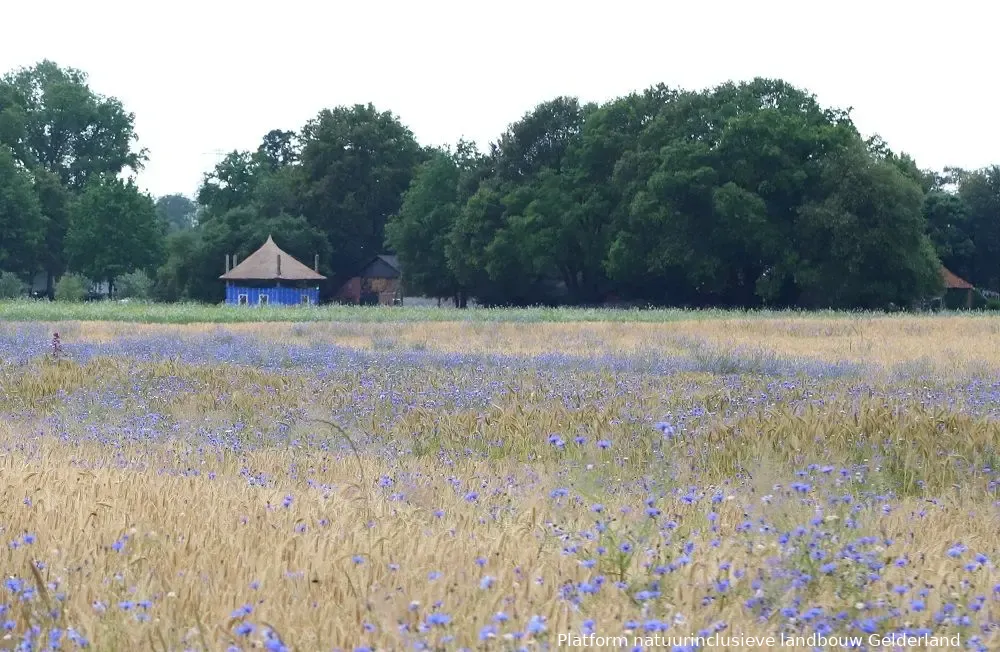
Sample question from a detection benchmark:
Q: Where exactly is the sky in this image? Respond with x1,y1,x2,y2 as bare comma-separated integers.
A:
2,0,998,199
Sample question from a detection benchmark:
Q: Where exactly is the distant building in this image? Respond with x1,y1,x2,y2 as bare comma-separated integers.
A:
219,235,326,306
940,266,975,309
335,254,402,305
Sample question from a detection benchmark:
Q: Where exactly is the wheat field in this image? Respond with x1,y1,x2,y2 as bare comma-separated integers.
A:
1,314,999,651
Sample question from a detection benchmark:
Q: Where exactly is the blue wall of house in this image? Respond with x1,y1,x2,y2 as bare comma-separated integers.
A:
225,285,319,306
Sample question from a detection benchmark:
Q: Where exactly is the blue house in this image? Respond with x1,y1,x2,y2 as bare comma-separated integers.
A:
219,235,326,306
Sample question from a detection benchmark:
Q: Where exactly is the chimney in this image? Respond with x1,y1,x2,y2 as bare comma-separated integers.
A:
233,254,239,267
277,255,281,277
225,254,230,273
314,254,319,272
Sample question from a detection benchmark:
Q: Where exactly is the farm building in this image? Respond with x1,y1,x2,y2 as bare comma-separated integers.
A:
940,266,976,309
219,235,325,306
335,254,402,305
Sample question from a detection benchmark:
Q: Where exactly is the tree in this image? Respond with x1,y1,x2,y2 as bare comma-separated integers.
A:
0,60,146,292
958,166,1000,291
196,150,260,218
256,129,299,171
32,167,72,296
155,194,198,232
0,60,145,191
298,104,424,284
385,149,464,301
64,178,163,293
153,229,201,302
0,146,44,276
924,190,974,281
606,79,860,307
794,144,942,308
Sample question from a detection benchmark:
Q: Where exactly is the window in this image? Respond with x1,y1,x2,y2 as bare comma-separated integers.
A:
258,294,268,305
301,295,311,305
238,294,248,305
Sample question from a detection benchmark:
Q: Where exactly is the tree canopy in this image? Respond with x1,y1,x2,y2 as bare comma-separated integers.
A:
2,59,998,309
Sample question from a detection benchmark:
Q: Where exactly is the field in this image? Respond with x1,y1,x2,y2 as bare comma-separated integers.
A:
2,309,1000,651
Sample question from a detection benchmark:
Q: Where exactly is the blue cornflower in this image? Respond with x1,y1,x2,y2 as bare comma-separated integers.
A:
231,604,253,618
234,622,254,636
480,576,495,590
597,439,612,449
526,615,547,634
427,612,451,627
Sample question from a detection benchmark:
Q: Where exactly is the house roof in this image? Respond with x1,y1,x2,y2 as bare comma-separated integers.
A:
356,254,401,279
377,254,400,272
219,235,326,281
942,266,973,290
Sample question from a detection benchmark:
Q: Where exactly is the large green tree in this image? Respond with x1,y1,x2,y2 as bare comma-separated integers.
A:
385,147,467,303
924,190,975,282
298,104,424,284
0,60,146,293
155,194,198,232
64,178,162,292
0,146,45,275
0,61,145,190
958,166,1000,291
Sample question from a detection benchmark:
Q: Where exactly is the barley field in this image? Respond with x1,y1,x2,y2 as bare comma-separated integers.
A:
1,312,999,651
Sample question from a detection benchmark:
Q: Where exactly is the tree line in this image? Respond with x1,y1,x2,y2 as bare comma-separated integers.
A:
1,60,998,308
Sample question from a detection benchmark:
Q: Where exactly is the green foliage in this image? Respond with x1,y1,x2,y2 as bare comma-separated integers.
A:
4,58,1000,309
64,178,162,287
0,271,26,299
115,270,153,300
0,60,145,190
155,194,197,232
957,166,1000,291
153,230,200,302
385,146,476,301
0,147,44,274
297,104,425,282
54,273,89,302
0,60,146,294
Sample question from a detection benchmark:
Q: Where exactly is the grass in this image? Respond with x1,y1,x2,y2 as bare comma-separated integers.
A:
2,297,989,324
1,316,999,650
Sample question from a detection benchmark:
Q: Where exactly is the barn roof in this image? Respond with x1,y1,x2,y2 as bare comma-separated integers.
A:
219,235,326,281
356,254,401,279
942,266,973,290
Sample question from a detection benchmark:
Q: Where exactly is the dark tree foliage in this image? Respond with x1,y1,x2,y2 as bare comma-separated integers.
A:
64,178,162,291
4,59,997,309
0,60,150,295
297,104,425,286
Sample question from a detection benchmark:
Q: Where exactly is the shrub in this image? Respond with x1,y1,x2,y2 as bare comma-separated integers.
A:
115,270,154,300
54,274,89,303
0,271,26,299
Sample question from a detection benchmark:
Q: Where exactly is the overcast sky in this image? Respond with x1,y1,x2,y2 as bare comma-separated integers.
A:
3,0,997,199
